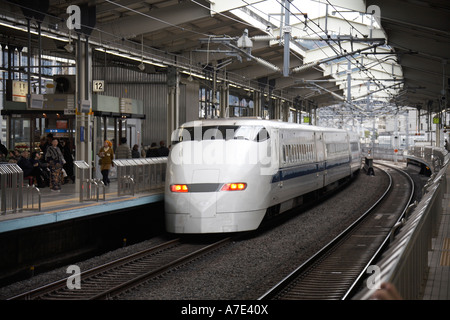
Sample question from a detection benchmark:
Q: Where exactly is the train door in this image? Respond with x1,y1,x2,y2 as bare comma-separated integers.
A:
271,128,279,173
270,128,284,204
315,131,326,189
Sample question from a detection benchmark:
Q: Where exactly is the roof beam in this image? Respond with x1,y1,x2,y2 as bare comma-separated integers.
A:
366,0,450,35
96,1,210,44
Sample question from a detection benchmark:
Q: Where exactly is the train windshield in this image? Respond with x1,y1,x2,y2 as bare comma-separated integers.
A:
171,125,269,145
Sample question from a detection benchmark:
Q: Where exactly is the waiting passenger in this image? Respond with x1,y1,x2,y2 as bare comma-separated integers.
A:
98,140,114,186
132,144,140,158
115,137,131,159
158,140,169,157
40,133,54,157
60,139,75,183
31,151,49,188
45,138,65,192
146,142,159,158
0,139,7,157
7,149,18,163
17,149,44,187
140,143,147,158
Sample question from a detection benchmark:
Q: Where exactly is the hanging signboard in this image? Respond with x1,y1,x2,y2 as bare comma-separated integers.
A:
12,80,27,102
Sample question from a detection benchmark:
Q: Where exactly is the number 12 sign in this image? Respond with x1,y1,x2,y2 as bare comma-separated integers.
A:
93,80,105,92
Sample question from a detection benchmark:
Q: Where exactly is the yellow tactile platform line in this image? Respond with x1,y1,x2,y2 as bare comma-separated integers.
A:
40,192,138,214
440,238,450,266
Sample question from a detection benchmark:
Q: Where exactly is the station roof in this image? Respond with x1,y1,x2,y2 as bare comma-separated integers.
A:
0,0,448,117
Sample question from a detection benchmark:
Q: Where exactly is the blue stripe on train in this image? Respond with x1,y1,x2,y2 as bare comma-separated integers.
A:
271,158,351,183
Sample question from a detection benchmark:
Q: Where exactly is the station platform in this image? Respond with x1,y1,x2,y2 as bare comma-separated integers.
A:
1,161,449,299
422,165,450,300
373,160,450,300
0,179,164,234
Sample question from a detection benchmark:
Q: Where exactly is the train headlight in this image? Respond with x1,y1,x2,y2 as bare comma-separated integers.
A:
170,184,189,192
221,183,247,191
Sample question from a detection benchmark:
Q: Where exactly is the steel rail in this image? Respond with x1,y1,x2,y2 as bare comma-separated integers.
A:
8,237,231,300
259,163,414,300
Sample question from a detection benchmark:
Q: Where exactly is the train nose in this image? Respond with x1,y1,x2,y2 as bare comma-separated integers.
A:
189,169,220,217
189,194,217,217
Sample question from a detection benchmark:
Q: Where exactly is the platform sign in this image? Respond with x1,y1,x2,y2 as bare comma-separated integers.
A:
29,94,44,109
12,80,27,102
93,80,104,92
80,100,91,113
120,97,132,113
64,108,75,115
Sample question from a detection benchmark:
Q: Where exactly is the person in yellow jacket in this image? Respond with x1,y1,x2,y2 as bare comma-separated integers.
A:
98,140,114,186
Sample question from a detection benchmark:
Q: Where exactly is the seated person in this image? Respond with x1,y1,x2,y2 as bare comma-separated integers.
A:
7,150,18,163
30,151,48,188
17,150,45,187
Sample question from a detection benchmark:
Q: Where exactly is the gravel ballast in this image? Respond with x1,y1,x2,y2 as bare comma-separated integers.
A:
120,169,389,300
0,168,393,300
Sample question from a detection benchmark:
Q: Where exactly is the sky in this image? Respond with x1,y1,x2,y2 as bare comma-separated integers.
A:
245,0,378,30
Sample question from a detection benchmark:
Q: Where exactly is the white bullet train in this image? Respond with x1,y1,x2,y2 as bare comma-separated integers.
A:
165,118,361,234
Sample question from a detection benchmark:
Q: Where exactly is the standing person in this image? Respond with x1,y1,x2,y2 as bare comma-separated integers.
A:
131,144,140,158
0,139,7,157
146,142,159,157
98,140,114,186
140,143,147,158
30,151,48,188
41,133,53,157
60,139,75,183
45,138,65,192
158,140,169,156
115,137,131,159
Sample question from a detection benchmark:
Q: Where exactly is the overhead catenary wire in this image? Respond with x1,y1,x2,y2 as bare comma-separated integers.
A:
325,0,396,86
5,0,399,110
276,0,399,106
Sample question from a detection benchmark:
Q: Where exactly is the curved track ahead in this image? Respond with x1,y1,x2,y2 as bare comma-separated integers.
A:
259,163,414,300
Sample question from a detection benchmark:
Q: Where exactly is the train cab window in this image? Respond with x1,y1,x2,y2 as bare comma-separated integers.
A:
171,125,270,145
255,127,270,142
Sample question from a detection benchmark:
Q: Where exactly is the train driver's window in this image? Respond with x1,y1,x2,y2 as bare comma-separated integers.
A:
255,127,270,142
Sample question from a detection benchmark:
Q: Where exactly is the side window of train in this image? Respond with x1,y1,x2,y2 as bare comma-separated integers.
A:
283,145,288,163
351,142,359,152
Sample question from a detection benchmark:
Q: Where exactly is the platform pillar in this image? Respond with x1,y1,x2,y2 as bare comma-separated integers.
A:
219,82,229,118
75,34,93,191
167,66,179,146
253,91,261,118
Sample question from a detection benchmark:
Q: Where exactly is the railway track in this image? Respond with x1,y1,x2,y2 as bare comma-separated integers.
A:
259,163,415,300
8,237,231,300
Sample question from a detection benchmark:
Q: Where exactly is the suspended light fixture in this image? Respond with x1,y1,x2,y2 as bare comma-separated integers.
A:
137,34,145,71
64,29,74,53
